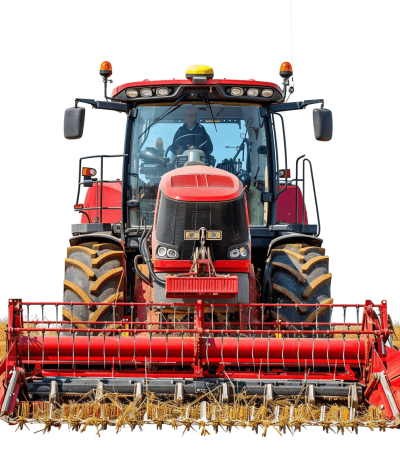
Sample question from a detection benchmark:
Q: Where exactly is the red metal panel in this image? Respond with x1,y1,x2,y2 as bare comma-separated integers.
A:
276,185,308,224
153,259,250,273
82,182,122,223
165,275,238,298
112,79,283,98
161,166,242,202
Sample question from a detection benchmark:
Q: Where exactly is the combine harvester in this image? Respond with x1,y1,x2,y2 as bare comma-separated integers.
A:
1,63,399,435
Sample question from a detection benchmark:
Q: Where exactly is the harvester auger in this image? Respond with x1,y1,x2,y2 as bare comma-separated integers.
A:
1,62,399,435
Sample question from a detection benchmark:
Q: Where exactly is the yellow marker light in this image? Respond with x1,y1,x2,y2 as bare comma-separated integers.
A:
100,61,112,78
279,61,293,79
184,231,200,240
186,65,214,83
206,231,222,240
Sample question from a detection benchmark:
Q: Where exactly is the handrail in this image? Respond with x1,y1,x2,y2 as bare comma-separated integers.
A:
76,154,127,223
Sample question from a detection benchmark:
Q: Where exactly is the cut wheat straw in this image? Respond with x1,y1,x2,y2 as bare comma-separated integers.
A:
3,389,396,435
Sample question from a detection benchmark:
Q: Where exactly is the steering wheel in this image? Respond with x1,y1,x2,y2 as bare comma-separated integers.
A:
173,133,211,151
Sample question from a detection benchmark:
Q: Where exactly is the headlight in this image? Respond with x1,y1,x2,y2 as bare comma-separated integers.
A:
239,246,248,257
156,87,169,96
157,246,167,257
247,88,259,97
126,88,139,98
167,248,178,258
231,87,244,96
140,88,153,97
228,244,249,259
261,89,274,97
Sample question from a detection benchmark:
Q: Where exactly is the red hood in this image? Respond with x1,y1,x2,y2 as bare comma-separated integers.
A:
160,166,242,202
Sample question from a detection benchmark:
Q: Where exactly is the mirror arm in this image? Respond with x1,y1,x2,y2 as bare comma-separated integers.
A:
74,98,128,113
300,99,324,109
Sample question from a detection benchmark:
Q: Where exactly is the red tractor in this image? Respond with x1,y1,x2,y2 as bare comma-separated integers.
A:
0,62,398,432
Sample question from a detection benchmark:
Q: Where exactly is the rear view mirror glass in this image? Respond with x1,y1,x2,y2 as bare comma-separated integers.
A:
64,107,85,139
313,108,333,141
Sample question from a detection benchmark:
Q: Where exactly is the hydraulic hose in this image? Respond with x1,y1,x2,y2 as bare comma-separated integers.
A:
134,254,151,285
139,227,166,289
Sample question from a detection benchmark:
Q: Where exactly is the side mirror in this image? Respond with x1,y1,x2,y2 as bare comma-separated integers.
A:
64,107,85,139
313,108,333,141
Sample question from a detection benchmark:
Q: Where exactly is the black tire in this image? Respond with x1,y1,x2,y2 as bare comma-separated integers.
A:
62,241,125,332
266,243,333,325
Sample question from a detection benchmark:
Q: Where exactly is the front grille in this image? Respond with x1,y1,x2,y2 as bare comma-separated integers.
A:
156,193,248,260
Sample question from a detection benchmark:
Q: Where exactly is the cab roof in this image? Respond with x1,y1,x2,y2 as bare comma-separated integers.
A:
111,78,283,104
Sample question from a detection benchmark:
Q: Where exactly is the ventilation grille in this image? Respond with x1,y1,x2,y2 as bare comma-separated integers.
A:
171,174,234,188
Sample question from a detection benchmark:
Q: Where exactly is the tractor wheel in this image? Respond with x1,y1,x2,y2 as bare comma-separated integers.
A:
62,241,125,333
266,243,333,325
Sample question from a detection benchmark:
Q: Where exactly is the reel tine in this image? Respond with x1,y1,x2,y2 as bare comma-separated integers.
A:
226,304,229,330
130,303,134,330
297,336,300,372
206,335,210,368
181,331,184,367
118,331,121,369
166,330,169,364
211,304,214,330
149,331,152,368
261,304,264,336
236,334,240,371
72,330,75,369
252,332,255,371
88,330,90,369
103,333,106,369
57,330,60,371
327,330,331,373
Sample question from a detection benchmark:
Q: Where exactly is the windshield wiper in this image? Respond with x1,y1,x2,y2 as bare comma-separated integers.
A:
136,93,190,141
199,93,217,132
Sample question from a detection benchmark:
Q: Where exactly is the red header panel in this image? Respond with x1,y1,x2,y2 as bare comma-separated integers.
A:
165,275,238,298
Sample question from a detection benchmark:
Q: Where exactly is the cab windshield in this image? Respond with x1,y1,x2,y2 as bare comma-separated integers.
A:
128,103,269,226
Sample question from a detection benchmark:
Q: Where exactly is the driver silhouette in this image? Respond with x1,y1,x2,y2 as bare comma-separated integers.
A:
172,108,213,160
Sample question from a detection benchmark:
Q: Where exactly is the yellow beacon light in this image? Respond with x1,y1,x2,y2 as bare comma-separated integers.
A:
279,62,293,79
100,61,113,78
186,65,214,83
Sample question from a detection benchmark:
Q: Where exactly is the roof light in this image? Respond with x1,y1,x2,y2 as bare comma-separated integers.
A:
247,88,259,97
100,61,112,78
140,88,153,97
186,64,214,83
280,62,293,79
262,89,274,97
82,167,97,177
156,87,169,96
126,88,139,98
231,87,243,96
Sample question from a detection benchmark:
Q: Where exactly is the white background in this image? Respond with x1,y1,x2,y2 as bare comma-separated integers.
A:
1,0,399,464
